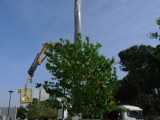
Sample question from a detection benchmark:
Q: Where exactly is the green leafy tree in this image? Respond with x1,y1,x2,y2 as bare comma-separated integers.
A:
26,98,59,120
118,45,160,113
148,17,160,114
16,105,27,120
40,36,118,119
115,77,138,105
118,45,155,106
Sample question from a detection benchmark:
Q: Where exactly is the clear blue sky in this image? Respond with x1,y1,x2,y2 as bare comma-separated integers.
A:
0,0,160,107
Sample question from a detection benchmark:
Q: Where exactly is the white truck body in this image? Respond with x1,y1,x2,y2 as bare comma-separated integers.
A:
117,105,143,120
58,105,143,120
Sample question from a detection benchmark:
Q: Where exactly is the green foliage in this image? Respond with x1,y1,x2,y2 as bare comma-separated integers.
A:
118,45,160,114
150,18,160,40
156,18,160,25
16,105,27,120
41,36,118,118
118,45,155,89
117,16,160,115
26,98,58,120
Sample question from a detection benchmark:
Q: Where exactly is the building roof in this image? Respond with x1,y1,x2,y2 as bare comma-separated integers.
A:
0,107,17,120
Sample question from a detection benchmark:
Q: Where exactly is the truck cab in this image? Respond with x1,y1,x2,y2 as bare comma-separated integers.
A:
116,105,143,120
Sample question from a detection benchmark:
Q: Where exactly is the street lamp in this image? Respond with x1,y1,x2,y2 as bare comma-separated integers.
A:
7,90,14,120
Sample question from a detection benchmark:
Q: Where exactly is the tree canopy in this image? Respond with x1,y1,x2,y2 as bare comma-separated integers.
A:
118,44,160,114
39,36,119,119
26,98,58,120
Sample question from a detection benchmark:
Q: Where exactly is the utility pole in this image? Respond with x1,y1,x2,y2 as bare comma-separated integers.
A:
74,0,81,43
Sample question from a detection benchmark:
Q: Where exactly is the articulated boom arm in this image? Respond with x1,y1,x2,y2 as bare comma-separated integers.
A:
28,43,55,78
18,42,55,104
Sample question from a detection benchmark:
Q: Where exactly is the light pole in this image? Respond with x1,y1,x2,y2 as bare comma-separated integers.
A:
7,90,13,120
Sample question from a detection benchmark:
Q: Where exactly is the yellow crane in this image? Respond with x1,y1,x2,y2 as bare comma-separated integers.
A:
18,42,55,104
18,0,82,104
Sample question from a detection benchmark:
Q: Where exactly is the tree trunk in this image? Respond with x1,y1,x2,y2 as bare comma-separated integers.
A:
135,76,142,108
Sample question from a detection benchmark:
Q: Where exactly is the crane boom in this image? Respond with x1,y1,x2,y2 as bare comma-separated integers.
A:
28,43,53,78
28,53,39,78
18,42,55,104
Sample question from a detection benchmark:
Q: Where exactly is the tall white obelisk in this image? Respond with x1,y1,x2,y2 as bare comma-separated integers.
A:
74,0,81,43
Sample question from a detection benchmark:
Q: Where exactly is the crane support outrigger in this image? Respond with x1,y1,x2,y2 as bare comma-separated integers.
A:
18,42,55,104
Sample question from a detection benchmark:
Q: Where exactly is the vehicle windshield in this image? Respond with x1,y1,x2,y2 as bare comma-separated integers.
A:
127,110,143,119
